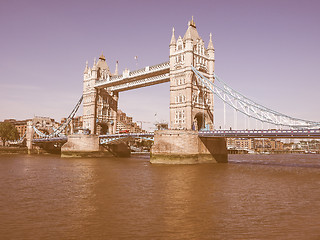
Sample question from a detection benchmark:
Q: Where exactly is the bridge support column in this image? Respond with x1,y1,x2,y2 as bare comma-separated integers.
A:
26,121,34,154
61,134,112,158
150,130,228,164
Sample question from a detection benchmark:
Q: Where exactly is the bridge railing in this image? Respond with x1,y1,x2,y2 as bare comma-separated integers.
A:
148,61,170,71
199,129,320,138
99,132,154,145
32,136,67,143
107,73,170,91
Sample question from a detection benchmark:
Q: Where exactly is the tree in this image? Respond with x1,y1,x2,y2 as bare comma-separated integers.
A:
0,122,19,146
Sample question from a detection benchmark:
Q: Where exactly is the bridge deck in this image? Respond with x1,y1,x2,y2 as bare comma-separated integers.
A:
199,129,320,139
98,129,320,143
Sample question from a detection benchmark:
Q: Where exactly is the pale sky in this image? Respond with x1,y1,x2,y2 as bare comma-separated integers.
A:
0,0,319,131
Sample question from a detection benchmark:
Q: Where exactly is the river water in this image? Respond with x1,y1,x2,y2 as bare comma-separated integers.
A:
0,153,319,240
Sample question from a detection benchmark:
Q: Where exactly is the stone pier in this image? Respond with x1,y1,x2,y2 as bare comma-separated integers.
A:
26,121,34,154
61,134,130,158
150,130,228,164
61,134,112,158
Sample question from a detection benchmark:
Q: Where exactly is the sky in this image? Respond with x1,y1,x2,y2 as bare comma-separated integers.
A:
0,0,319,131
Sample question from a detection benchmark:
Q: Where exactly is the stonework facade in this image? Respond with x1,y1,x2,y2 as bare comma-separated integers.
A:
151,130,227,164
169,17,215,130
83,54,119,135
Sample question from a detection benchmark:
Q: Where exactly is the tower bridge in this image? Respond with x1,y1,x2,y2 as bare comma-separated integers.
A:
25,17,320,163
82,17,216,137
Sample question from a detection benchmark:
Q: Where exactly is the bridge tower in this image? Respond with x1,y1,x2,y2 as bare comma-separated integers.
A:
169,17,215,130
151,17,227,164
82,53,118,135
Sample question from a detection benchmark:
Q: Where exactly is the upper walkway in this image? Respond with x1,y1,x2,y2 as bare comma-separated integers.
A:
95,62,170,92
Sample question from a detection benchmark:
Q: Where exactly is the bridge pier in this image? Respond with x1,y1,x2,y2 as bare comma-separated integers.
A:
150,130,228,164
26,121,34,154
61,134,131,158
61,134,112,158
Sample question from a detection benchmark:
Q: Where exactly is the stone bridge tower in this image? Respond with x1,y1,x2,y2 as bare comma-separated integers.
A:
169,17,215,130
83,54,119,135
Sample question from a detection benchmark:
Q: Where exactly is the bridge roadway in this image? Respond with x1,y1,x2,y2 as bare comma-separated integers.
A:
31,128,320,145
33,136,68,143
200,129,320,138
95,62,170,92
99,133,154,144
99,129,320,144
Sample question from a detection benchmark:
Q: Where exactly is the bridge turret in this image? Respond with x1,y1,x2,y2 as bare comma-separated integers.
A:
169,27,176,71
91,58,98,78
183,21,194,68
207,33,215,76
96,52,111,79
82,57,99,134
170,27,176,46
84,60,89,74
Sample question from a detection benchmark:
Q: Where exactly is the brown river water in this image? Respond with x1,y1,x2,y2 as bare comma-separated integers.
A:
0,153,319,240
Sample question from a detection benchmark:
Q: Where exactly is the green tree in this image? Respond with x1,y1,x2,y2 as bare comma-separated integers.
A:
0,122,19,146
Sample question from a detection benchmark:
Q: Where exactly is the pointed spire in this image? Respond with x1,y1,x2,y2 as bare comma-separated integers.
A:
83,60,88,74
184,16,199,41
114,60,119,75
189,16,196,28
170,27,176,45
185,26,192,40
99,51,106,61
208,33,214,50
92,58,98,70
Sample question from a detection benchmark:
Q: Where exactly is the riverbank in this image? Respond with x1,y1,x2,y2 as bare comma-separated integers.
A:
1,146,319,156
0,147,57,155
0,147,28,154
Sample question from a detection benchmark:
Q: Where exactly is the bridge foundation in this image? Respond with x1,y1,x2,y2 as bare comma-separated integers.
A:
26,121,34,154
150,130,228,164
61,134,112,158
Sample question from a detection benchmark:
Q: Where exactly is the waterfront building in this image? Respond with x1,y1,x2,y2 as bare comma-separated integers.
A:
60,116,83,134
116,110,145,133
4,117,59,139
4,119,29,139
227,138,253,150
253,139,284,152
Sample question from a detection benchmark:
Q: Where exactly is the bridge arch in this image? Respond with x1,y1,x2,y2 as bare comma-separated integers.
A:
194,112,207,130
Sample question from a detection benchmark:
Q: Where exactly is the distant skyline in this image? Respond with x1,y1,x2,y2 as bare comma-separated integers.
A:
1,0,319,130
